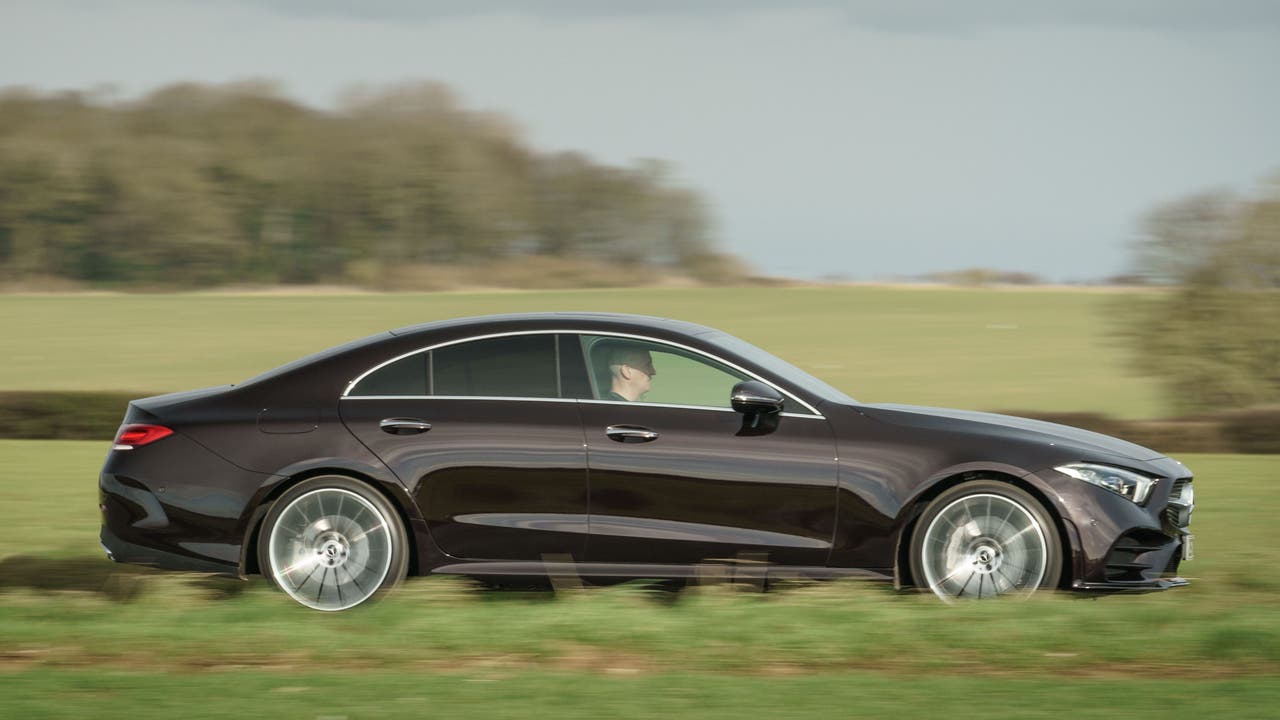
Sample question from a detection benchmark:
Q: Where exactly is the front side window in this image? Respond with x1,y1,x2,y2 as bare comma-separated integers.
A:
347,334,558,398
577,335,750,409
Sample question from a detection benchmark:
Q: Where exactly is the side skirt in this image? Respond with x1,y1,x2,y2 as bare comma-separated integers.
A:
431,560,894,583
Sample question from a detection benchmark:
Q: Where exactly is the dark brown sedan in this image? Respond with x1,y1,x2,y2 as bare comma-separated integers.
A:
100,313,1195,610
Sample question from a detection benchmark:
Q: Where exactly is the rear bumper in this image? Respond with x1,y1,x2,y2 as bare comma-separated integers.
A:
98,430,277,577
100,525,239,576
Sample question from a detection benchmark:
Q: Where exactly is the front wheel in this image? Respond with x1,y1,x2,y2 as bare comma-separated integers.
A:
908,480,1062,602
258,475,409,611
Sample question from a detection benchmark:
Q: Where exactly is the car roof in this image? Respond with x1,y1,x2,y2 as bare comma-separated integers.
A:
388,312,719,339
236,311,850,412
241,313,725,389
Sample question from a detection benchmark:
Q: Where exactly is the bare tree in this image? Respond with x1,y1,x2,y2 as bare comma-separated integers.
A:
1117,178,1280,412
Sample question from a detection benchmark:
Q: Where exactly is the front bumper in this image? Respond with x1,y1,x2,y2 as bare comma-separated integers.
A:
1030,464,1194,593
1074,577,1190,593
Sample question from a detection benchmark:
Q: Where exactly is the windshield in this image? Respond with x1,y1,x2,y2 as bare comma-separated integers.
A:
702,330,856,405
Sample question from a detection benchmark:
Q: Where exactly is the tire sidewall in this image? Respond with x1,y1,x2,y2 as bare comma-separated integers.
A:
908,479,1063,599
257,475,409,608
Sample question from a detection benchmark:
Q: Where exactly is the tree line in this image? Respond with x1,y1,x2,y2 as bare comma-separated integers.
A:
0,81,733,287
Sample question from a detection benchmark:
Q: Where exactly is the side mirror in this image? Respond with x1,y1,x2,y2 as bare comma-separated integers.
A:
731,380,785,415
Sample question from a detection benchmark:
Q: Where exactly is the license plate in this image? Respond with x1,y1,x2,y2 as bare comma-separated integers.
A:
1182,533,1195,561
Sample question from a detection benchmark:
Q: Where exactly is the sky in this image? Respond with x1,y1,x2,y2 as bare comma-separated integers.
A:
2,1,1278,281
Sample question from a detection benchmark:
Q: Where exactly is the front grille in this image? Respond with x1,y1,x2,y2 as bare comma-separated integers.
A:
1164,477,1194,530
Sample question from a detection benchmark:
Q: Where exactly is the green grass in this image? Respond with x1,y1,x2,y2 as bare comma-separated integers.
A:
0,287,1166,417
0,440,104,557
3,671,1278,720
1,440,1277,716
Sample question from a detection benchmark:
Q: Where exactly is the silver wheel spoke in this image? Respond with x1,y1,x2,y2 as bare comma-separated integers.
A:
276,553,323,578
936,561,971,587
348,522,385,544
995,565,1022,590
1002,524,1038,546
988,569,1007,594
998,560,1034,578
960,500,981,538
296,563,322,589
340,564,367,595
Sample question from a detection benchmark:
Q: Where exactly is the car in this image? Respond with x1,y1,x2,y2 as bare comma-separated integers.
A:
99,312,1195,610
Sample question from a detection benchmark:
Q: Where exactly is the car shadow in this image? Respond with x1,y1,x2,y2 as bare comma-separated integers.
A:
0,555,247,601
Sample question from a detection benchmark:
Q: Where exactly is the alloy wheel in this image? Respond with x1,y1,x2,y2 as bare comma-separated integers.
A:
267,487,395,611
918,492,1050,601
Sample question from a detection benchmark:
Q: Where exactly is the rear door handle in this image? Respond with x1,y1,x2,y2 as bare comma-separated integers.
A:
380,418,432,435
605,425,659,443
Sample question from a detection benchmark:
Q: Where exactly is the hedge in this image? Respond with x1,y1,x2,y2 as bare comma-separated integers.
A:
996,408,1280,455
1,392,1277,454
0,392,137,441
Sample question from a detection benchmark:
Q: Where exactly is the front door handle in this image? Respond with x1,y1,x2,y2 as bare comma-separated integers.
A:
380,418,432,435
605,425,659,443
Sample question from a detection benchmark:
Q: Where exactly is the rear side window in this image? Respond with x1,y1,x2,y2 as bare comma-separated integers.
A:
348,352,427,396
347,334,559,398
434,335,558,398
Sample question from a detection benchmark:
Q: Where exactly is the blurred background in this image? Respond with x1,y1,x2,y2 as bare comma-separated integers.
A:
1,2,1278,718
3,0,1279,288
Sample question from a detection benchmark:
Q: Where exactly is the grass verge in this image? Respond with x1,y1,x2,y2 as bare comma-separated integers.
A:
4,670,1279,720
2,441,1276,716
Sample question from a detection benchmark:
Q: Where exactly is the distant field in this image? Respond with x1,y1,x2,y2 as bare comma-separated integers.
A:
0,287,1165,417
0,440,1276,718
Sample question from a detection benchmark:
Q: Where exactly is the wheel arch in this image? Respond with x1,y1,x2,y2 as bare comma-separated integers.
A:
892,467,1074,591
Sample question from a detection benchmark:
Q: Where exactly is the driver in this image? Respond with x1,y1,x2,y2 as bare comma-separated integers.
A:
600,343,657,402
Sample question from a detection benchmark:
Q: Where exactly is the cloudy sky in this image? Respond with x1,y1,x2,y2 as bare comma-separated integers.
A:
3,1,1278,280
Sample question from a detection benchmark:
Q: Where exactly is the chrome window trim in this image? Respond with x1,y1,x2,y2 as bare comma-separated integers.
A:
344,394,576,403
340,394,823,420
579,399,824,420
342,328,825,416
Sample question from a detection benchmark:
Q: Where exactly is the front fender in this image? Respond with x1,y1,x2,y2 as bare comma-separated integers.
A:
888,461,1077,589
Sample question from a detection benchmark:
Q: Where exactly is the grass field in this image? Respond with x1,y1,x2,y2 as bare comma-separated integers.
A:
1,440,1277,718
0,287,1167,417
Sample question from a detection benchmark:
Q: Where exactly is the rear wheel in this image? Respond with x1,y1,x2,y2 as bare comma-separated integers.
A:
258,475,408,611
908,480,1061,602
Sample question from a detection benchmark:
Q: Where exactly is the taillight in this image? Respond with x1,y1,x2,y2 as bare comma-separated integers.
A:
113,424,174,450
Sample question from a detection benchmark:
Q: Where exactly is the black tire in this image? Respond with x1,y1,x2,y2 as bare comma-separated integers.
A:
908,479,1062,602
257,475,409,611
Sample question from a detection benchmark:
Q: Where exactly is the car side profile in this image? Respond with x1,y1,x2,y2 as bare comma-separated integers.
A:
99,313,1194,610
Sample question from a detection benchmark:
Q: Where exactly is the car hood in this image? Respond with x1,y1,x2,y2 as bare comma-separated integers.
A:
857,403,1166,462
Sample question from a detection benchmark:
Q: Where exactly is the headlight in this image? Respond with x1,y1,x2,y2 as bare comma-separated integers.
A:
1055,463,1157,504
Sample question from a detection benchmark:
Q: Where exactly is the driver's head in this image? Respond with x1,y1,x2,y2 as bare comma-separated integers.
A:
602,342,656,400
